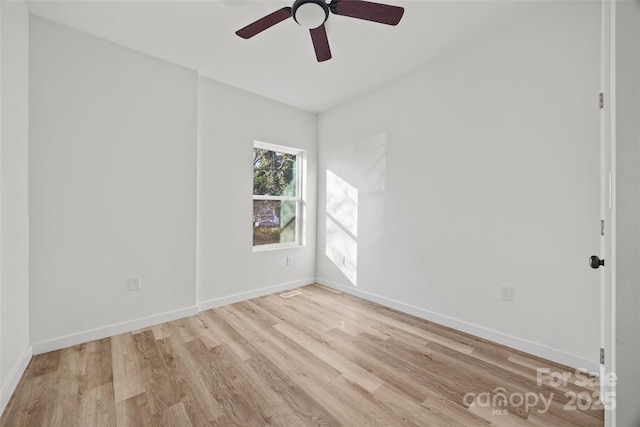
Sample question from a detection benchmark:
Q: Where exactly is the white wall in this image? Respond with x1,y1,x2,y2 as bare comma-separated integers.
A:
615,1,640,425
317,2,601,370
197,76,317,309
0,0,31,413
28,17,317,352
29,16,198,351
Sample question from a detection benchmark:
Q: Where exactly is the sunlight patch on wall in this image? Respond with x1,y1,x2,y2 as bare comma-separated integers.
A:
326,170,358,285
324,132,387,287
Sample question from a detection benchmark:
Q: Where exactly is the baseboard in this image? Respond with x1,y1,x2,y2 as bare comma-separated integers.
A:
197,278,315,312
0,344,32,417
31,278,316,355
31,306,198,355
316,277,600,374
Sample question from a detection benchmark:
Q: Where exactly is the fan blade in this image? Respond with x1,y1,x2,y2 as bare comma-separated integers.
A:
331,0,404,26
236,7,292,39
310,24,332,62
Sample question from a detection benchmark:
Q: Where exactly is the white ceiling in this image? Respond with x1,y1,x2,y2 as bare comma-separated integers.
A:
26,0,547,113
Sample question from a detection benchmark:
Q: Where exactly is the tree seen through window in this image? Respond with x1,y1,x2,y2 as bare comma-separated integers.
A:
253,145,300,247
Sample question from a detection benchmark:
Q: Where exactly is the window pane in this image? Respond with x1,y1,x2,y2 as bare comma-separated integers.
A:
253,148,297,197
253,200,297,246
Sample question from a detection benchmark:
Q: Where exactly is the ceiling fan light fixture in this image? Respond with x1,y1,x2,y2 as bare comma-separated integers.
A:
236,0,405,62
292,0,329,29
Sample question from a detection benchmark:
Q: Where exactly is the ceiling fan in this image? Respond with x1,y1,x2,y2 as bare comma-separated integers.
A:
235,0,405,62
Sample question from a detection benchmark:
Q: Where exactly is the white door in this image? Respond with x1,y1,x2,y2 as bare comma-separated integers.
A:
597,1,615,425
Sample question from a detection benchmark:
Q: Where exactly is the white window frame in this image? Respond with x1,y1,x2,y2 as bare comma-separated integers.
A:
252,141,304,251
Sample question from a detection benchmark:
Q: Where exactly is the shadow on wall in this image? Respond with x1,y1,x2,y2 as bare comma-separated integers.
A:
325,133,387,286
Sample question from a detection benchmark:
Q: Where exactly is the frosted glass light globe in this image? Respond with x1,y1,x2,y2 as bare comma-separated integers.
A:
294,1,328,29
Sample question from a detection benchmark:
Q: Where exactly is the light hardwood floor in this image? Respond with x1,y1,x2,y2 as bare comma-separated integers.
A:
1,284,603,426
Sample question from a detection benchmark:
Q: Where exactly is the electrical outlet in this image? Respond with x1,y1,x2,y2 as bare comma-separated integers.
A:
128,276,142,291
341,255,346,266
286,256,292,266
500,286,514,301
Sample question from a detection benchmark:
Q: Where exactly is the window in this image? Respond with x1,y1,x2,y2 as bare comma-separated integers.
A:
253,142,303,249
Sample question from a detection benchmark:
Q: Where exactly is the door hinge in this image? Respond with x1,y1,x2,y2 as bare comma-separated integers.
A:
600,348,605,364
601,220,605,236
599,93,604,109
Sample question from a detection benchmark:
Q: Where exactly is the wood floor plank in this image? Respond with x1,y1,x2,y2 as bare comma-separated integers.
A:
0,374,53,427
216,303,344,385
294,295,393,341
244,352,341,426
195,339,303,426
184,316,222,349
154,334,224,423
112,333,146,403
273,322,385,393
215,308,388,426
25,351,61,379
381,381,492,427
419,387,493,427
85,338,113,390
131,330,186,418
0,284,604,427
200,310,256,361
183,339,267,426
46,345,87,426
152,402,194,427
79,382,117,427
115,392,153,427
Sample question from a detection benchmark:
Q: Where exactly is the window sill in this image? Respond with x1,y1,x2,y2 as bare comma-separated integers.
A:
252,243,305,252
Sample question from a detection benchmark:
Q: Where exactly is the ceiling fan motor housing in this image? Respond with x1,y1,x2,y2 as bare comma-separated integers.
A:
292,0,329,29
